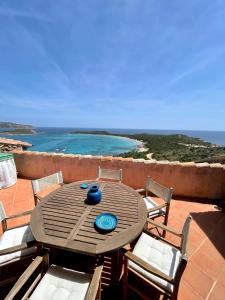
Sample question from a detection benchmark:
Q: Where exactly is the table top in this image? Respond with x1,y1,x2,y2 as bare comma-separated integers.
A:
30,181,147,255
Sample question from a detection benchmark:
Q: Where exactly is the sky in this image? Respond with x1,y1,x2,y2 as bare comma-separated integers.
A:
0,0,225,130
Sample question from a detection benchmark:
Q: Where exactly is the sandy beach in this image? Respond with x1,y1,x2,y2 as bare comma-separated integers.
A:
136,140,149,152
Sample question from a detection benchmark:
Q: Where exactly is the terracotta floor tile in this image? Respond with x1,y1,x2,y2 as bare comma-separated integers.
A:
208,283,225,300
0,184,16,198
2,203,13,214
182,261,214,298
1,178,225,300
209,218,225,259
178,280,204,300
217,267,225,288
168,217,184,232
188,225,206,256
191,210,224,238
12,200,31,211
191,239,225,280
7,215,30,228
190,219,208,237
165,233,181,248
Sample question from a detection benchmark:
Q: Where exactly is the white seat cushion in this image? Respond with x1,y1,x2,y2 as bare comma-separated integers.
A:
0,225,36,265
30,266,92,300
143,197,166,217
129,232,181,293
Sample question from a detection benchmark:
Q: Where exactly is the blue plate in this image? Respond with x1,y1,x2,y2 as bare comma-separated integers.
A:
95,213,118,232
80,183,88,189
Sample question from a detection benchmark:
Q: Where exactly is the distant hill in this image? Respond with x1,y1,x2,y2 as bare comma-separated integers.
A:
1,128,36,135
115,133,225,163
0,122,33,129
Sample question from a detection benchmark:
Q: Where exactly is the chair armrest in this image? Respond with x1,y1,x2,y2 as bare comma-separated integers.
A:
125,251,173,283
0,241,35,256
86,265,103,300
147,203,167,213
136,188,145,194
5,255,44,300
5,210,33,221
147,218,182,237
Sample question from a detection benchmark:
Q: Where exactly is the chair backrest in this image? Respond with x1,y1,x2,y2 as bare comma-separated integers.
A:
0,201,6,222
32,171,63,194
5,252,103,300
146,176,173,203
97,166,122,182
180,215,192,260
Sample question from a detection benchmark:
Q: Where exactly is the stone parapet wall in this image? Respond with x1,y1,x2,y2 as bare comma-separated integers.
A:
13,151,225,200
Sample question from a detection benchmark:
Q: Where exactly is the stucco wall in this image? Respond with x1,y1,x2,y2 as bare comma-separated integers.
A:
13,151,225,200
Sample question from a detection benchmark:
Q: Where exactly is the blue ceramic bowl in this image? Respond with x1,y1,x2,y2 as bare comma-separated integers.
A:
95,213,118,232
80,183,89,189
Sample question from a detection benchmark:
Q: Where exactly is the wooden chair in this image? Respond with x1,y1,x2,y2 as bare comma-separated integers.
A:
123,216,192,299
32,171,64,206
5,253,103,300
97,166,122,183
0,201,37,290
137,177,173,235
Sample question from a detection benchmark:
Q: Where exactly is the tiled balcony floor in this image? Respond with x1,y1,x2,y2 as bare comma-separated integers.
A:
0,179,225,300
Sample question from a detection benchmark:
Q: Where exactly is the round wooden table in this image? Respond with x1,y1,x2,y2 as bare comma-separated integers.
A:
30,181,147,255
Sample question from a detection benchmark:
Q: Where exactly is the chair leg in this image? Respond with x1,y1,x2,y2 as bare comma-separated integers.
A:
122,257,128,300
2,219,7,232
34,195,38,206
172,261,187,300
163,208,170,238
162,228,166,238
36,242,43,256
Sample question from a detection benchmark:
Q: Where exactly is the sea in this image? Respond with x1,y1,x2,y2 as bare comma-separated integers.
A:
0,127,225,156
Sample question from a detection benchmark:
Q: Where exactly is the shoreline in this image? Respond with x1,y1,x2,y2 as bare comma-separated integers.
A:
71,132,141,149
1,133,36,136
135,140,149,152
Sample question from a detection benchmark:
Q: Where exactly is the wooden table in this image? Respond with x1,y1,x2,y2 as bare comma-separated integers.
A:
30,181,147,255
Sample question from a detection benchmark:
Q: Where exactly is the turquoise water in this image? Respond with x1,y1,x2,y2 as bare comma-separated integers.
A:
1,132,139,156
1,127,225,155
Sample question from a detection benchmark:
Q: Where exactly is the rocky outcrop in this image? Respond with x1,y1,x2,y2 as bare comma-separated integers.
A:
0,137,32,152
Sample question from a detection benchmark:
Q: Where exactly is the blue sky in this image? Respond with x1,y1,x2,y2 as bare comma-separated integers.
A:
0,0,225,130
